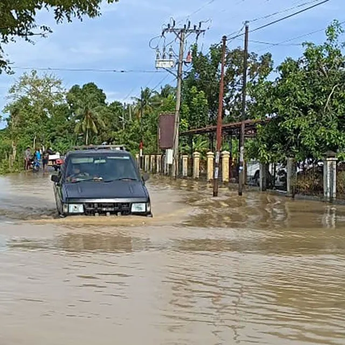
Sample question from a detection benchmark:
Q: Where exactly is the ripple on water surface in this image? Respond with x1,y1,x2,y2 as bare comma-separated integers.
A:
0,174,345,344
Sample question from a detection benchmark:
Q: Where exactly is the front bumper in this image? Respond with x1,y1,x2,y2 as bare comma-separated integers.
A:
62,198,151,216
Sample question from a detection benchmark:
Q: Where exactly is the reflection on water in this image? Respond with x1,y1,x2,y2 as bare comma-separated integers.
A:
8,233,153,253
0,174,345,344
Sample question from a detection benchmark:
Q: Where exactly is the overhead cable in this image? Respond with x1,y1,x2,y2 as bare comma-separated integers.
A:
11,66,165,74
226,0,330,40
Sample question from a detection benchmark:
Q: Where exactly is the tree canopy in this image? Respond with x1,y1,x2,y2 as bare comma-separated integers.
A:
0,0,118,72
247,20,345,163
0,20,344,174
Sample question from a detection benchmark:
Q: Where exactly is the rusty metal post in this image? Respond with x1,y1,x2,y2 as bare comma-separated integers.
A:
238,23,249,196
213,35,227,197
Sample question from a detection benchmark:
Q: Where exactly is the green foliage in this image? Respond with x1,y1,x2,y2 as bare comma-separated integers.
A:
0,0,118,73
248,20,345,163
183,43,273,126
1,20,345,175
0,73,180,173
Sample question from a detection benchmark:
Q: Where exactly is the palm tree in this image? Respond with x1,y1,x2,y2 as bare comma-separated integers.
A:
74,105,105,145
160,84,176,98
132,87,162,119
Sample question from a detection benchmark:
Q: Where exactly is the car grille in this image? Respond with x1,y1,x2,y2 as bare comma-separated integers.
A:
84,202,131,215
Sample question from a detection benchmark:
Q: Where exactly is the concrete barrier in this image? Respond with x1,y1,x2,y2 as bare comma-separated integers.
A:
207,152,214,182
193,152,201,179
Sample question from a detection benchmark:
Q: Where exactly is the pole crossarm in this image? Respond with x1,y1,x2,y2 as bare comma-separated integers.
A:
155,20,208,178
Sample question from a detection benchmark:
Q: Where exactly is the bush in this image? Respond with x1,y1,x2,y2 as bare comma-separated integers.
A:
337,171,345,196
293,170,323,195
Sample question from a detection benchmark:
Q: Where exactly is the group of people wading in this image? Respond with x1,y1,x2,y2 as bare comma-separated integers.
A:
24,147,52,172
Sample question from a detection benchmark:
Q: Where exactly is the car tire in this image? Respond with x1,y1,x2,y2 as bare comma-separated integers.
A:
56,204,66,218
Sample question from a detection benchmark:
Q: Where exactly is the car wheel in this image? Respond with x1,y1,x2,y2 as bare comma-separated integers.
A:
56,204,66,218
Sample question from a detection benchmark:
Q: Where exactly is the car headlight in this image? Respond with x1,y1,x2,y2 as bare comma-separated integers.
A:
68,204,84,214
131,203,146,213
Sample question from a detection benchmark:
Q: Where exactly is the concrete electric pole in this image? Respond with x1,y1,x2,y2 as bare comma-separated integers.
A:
238,22,249,196
157,20,206,178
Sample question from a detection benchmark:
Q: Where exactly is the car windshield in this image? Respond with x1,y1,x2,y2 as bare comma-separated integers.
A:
64,154,138,183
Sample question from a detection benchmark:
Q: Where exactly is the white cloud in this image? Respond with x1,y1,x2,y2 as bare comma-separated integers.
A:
0,0,341,116
104,90,121,103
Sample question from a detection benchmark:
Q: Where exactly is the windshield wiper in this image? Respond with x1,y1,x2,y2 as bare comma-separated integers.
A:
103,178,137,182
69,177,102,183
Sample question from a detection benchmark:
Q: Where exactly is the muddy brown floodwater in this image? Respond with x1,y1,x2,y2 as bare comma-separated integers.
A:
1,172,345,345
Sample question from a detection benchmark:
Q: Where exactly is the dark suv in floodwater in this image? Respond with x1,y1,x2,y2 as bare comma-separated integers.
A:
51,145,152,217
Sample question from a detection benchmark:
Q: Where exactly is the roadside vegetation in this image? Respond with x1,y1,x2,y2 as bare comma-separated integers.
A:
0,10,344,178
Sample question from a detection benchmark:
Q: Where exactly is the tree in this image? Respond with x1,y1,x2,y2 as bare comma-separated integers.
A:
0,0,118,73
6,70,65,117
2,70,66,169
67,82,107,113
183,43,273,127
67,82,108,145
248,20,345,163
74,105,105,145
132,87,161,119
181,86,209,129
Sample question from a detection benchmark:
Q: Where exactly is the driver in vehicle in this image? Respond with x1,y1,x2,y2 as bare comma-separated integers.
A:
66,165,89,182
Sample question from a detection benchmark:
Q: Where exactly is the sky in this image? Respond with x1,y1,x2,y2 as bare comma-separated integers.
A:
0,0,343,128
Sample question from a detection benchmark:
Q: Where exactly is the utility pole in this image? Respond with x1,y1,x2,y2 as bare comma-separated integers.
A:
172,30,185,178
238,22,249,196
213,35,227,197
159,21,206,178
139,88,144,168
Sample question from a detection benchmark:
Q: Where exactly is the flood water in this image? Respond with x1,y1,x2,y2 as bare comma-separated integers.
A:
1,172,345,344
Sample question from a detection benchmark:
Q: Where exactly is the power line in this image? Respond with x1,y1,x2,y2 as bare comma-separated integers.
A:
256,19,345,52
226,0,330,40
149,34,164,50
152,74,173,92
248,39,303,46
251,0,329,34
174,0,215,24
249,0,325,23
227,24,246,45
124,73,172,104
123,86,138,102
11,66,165,74
217,0,266,17
185,0,216,20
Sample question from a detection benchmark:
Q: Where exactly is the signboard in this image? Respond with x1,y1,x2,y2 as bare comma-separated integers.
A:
166,149,173,165
158,114,175,150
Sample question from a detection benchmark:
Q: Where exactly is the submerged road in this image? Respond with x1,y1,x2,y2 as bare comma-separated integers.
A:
1,172,345,344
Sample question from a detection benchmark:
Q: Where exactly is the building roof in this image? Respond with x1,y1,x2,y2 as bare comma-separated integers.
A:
180,119,269,136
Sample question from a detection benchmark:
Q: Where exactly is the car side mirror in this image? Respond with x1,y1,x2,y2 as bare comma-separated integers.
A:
142,173,150,182
51,174,59,183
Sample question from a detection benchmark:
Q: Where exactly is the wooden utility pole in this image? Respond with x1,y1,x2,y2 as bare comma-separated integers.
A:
161,21,206,178
139,88,144,168
213,35,227,197
238,22,249,196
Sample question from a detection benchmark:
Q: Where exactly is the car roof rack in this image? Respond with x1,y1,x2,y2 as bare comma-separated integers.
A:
72,145,126,151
